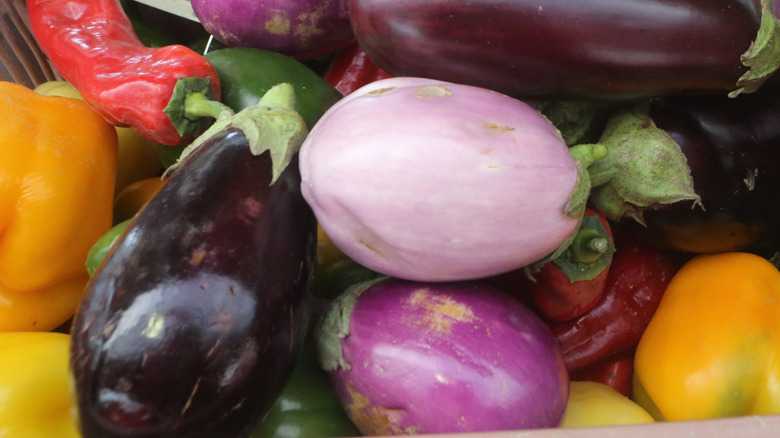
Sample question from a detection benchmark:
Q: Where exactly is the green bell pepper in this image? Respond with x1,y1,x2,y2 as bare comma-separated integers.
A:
250,345,360,438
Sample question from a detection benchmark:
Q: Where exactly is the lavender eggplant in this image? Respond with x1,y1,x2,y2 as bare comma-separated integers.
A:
299,77,607,282
191,0,353,59
349,0,780,100
317,277,570,434
591,83,780,253
69,85,317,438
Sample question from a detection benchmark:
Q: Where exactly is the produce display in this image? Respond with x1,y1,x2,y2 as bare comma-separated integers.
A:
3,0,780,437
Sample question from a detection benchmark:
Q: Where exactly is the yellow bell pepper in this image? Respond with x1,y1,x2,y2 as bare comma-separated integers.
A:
561,381,654,428
0,81,117,332
34,80,164,196
0,332,80,438
634,252,780,421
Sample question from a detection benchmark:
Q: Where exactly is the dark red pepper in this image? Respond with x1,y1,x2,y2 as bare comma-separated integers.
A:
548,236,681,373
570,352,635,398
322,41,392,96
26,0,222,145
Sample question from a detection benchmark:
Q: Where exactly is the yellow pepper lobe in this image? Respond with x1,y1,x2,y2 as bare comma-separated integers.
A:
0,81,117,331
634,252,780,421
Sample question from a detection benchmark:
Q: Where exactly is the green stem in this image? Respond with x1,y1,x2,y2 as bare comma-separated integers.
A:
184,92,234,121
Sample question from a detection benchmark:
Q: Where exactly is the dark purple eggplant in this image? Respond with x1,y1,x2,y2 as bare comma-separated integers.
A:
348,0,780,100
590,81,780,254
69,85,317,438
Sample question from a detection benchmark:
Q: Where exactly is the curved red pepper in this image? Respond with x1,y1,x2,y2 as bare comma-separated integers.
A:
322,42,392,96
26,0,221,145
570,352,635,398
548,237,682,373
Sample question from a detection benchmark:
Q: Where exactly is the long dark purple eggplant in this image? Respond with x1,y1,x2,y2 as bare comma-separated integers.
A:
349,0,780,100
589,80,780,254
69,85,317,438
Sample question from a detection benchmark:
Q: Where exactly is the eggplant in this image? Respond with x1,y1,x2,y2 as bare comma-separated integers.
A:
317,277,569,434
348,0,780,100
69,86,317,438
596,83,780,254
299,77,606,282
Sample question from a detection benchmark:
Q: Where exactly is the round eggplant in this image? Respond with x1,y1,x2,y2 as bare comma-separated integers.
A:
299,77,593,282
317,277,570,434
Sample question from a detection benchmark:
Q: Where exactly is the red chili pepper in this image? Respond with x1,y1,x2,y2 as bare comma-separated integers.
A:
570,352,635,398
322,41,392,96
527,209,615,322
548,236,681,373
26,0,222,146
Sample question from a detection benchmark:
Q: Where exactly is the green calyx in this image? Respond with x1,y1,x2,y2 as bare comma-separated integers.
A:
164,82,308,184
732,0,780,97
316,276,388,373
552,214,615,282
587,103,700,224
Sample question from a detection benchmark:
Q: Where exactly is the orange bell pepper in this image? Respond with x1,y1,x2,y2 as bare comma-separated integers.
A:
0,81,117,332
634,252,780,421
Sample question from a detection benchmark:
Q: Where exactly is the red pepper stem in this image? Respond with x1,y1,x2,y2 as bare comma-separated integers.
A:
569,228,609,264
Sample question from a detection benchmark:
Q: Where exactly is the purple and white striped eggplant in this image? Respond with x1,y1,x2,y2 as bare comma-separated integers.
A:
299,77,600,282
317,277,570,434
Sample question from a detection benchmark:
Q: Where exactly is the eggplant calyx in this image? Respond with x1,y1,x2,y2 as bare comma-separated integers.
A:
165,83,308,184
587,102,701,224
317,276,388,373
732,0,780,97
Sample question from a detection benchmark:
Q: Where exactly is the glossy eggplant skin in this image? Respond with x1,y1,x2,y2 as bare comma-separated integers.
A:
626,83,780,253
349,0,764,100
70,128,317,438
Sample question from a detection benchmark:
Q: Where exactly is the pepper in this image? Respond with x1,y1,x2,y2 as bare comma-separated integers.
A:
113,176,168,224
634,252,780,421
250,345,360,438
548,236,680,373
26,0,222,145
34,80,164,195
560,381,654,428
0,332,80,437
570,352,635,398
0,81,117,332
322,41,392,96
524,209,615,322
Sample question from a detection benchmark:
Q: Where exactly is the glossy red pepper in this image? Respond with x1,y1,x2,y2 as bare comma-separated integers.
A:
548,236,682,373
26,0,221,145
322,42,392,96
570,352,635,399
527,210,615,322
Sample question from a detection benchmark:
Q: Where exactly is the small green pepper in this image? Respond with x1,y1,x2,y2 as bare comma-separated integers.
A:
250,345,360,438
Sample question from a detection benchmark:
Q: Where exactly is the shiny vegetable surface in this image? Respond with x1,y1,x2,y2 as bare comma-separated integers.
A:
0,332,80,438
349,0,780,100
634,252,780,421
191,0,354,59
26,0,221,145
70,87,317,437
0,81,117,332
549,238,680,373
300,76,602,282
322,42,392,95
204,48,343,129
318,278,569,434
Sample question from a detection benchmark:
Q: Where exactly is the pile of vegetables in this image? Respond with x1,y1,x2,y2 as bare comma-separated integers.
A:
3,0,780,436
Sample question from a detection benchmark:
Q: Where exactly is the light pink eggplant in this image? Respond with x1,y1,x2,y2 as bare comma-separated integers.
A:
190,0,353,59
299,77,589,282
317,277,570,434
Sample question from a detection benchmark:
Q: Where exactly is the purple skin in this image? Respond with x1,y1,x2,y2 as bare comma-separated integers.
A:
317,278,570,434
299,77,581,282
190,0,353,59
